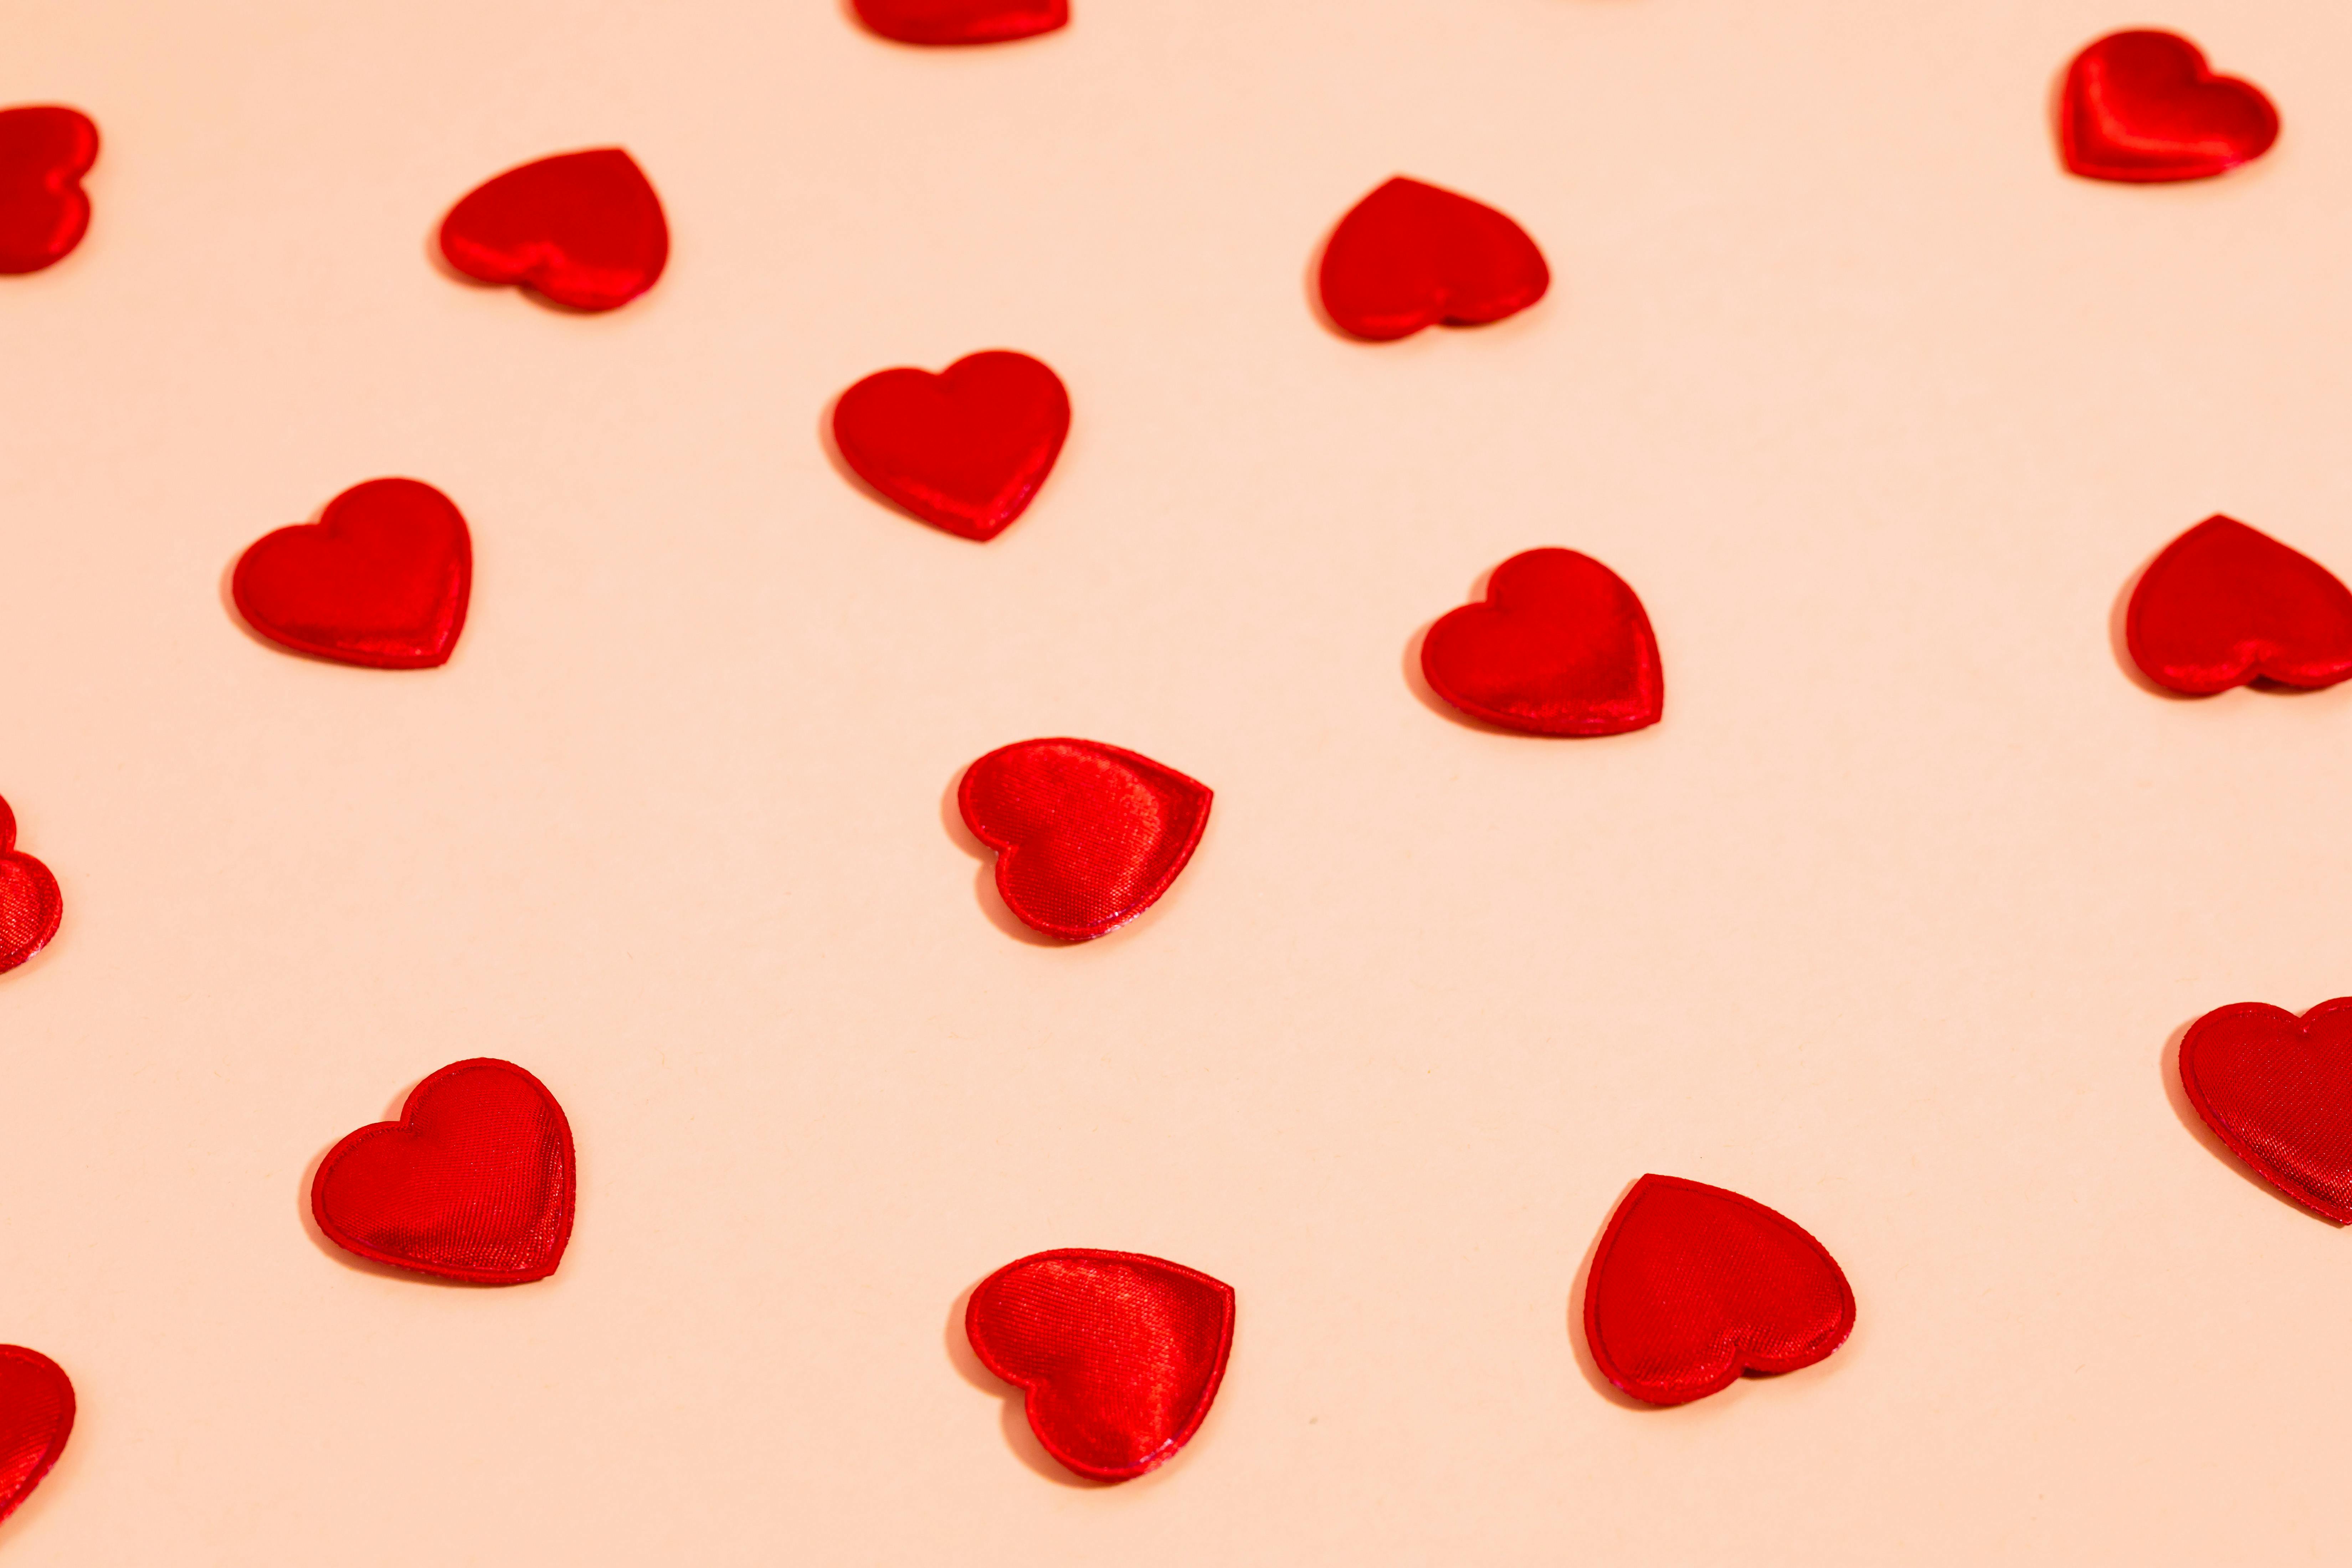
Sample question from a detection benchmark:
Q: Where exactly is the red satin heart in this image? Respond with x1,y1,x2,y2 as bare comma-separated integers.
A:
438,148,668,312
2060,30,2279,183
0,1347,72,1530
2179,999,2352,1223
854,0,1066,45
311,1058,575,1285
2124,515,2352,695
1583,1175,1855,1407
0,795,62,978
966,1249,1234,1482
0,106,97,275
832,351,1070,542
1317,176,1549,342
1421,548,1663,735
232,478,472,670
958,739,1211,941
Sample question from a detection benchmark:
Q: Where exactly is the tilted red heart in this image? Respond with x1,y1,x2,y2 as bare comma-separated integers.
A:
2059,31,2279,183
958,739,1211,941
2124,515,2352,695
438,148,668,312
1421,548,1663,735
1583,1175,1855,1407
311,1059,575,1285
0,1347,73,1530
2179,999,2352,1223
1316,176,1549,342
0,795,62,978
832,351,1070,541
966,1249,1234,1482
0,107,97,276
853,0,1066,45
232,478,472,670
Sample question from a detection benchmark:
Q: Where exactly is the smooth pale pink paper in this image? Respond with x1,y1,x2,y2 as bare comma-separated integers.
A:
1,2,2351,1564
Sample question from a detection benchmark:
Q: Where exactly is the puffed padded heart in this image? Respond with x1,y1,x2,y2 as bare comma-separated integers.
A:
1421,548,1662,735
0,795,61,977
438,148,668,312
1317,176,1549,342
2124,515,2352,695
832,351,1070,541
0,106,97,274
2060,31,2279,183
0,1347,73,1530
232,478,472,670
853,0,1066,45
2179,1000,2352,1223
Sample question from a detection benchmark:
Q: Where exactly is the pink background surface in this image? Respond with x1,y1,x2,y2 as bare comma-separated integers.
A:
4,1,2351,1561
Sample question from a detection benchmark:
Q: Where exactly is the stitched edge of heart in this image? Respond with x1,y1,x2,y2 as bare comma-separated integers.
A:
851,0,1068,45
0,794,62,977
1419,549,1665,736
0,1345,73,1527
830,350,1072,541
229,479,473,670
2178,998,2352,1224
436,148,669,312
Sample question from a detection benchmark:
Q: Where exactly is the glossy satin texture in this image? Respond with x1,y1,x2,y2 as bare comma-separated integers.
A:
2125,515,2352,694
438,148,668,312
854,0,1066,45
232,478,472,669
312,1059,575,1284
959,739,1211,941
1583,1175,1855,1407
1421,548,1663,735
832,351,1070,541
0,1347,72,1530
1317,176,1549,341
0,796,62,978
966,1249,1235,1482
0,107,97,274
2060,31,2279,183
2179,999,2352,1223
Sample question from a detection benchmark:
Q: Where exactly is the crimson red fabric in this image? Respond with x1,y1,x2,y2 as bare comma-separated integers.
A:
2179,999,2352,1224
966,1249,1234,1482
231,478,472,669
438,148,668,312
853,0,1066,45
1316,176,1549,342
958,739,1211,941
0,106,96,275
832,351,1070,541
1421,548,1663,735
2124,515,2352,694
2059,31,2278,183
0,1347,72,1531
311,1059,575,1285
1583,1175,1855,1407
0,795,62,978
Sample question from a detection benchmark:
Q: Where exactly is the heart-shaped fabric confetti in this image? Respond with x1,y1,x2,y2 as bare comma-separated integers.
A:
438,148,668,312
2124,515,2352,695
1421,548,1663,735
966,1249,1234,1482
854,0,1067,45
2179,999,2352,1223
1317,176,1549,342
0,106,97,275
232,478,472,670
958,739,1211,941
311,1058,575,1285
0,796,61,978
1583,1175,1855,1407
2059,30,2279,183
0,1347,72,1530
832,351,1070,542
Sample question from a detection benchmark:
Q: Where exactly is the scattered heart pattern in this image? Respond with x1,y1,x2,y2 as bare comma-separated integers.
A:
1583,1175,1855,1407
832,351,1070,541
2125,515,2352,695
2060,30,2279,184
0,1347,72,1530
2179,1000,2352,1223
1316,176,1549,341
958,739,1211,941
854,0,1067,46
311,1059,575,1285
1421,549,1663,735
438,148,668,312
0,106,97,275
232,478,473,669
0,795,62,978
965,1249,1234,1482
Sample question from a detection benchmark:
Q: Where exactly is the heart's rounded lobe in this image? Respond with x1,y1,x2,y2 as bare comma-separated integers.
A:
965,1249,1234,1482
1317,176,1549,342
0,795,62,977
2124,515,2352,694
832,351,1070,541
438,148,668,312
1421,548,1662,735
2060,31,2279,183
232,478,472,669
311,1059,575,1284
854,0,1067,45
0,1347,72,1528
2179,999,2352,1223
0,107,96,275
957,739,1211,941
1583,1175,1855,1407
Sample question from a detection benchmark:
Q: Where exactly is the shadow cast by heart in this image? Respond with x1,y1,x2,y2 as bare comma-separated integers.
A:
2157,1013,2342,1223
943,1279,1109,1489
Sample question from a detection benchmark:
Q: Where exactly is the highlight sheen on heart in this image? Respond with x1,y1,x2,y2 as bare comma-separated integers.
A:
1316,176,1549,341
231,478,473,670
0,105,99,275
2178,999,2352,1223
831,350,1070,541
2124,515,2352,695
2059,30,2279,183
438,147,669,312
